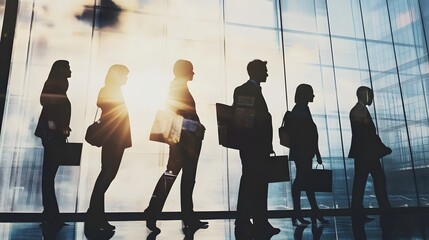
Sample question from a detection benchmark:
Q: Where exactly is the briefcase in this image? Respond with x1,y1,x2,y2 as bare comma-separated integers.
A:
266,155,290,183
59,142,83,166
216,103,240,149
304,164,332,192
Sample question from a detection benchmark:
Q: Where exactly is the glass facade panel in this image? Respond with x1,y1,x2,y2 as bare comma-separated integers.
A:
0,0,4,34
0,0,428,214
387,0,429,206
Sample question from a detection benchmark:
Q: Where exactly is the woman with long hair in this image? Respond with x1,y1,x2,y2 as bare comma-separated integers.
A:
35,60,72,228
85,64,132,232
289,84,328,226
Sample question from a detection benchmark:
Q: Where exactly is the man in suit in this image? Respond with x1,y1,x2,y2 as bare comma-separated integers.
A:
233,59,280,239
348,86,392,221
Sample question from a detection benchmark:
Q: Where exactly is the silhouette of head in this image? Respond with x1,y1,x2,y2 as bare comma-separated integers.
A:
247,59,268,83
105,64,129,86
295,84,315,104
48,60,71,80
356,86,373,106
173,59,194,80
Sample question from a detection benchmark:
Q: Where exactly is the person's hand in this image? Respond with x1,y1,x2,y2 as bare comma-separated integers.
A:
386,147,392,155
63,127,71,137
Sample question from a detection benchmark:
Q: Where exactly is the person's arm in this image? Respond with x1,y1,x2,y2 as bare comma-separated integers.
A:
316,146,322,164
40,81,62,106
40,82,59,130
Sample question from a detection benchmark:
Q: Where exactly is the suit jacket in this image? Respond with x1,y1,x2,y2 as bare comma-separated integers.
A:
348,103,388,160
232,80,273,154
289,104,318,163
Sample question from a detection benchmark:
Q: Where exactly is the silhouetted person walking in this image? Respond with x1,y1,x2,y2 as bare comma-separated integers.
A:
35,60,72,228
348,86,391,221
289,84,328,226
144,60,207,233
233,59,280,239
85,64,132,232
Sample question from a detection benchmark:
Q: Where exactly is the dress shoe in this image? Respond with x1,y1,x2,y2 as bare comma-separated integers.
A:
292,217,310,226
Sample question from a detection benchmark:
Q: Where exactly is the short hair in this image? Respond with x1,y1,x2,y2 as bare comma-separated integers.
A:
247,59,267,78
294,83,313,104
173,59,193,78
105,64,129,85
356,86,372,101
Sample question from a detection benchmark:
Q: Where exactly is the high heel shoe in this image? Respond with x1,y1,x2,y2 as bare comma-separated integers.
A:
291,217,310,226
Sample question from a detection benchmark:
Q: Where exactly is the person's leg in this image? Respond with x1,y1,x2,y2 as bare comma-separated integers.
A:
252,153,280,237
369,160,391,210
41,144,61,223
292,164,305,219
351,159,370,217
252,154,269,227
87,145,124,225
180,137,202,224
291,163,311,226
145,144,182,231
306,190,329,224
292,178,302,216
300,161,326,224
235,150,255,230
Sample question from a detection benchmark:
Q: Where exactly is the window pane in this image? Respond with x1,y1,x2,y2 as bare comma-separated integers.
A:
1,0,428,215
362,0,419,207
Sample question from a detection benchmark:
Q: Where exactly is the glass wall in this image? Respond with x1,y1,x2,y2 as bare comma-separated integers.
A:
0,0,428,214
0,1,4,34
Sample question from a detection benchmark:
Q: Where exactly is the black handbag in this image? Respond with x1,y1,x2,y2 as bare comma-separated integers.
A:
59,142,83,166
305,164,332,192
266,154,290,183
279,111,292,148
85,108,105,147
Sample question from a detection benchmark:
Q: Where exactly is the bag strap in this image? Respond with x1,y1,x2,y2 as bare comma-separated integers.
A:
281,111,290,127
315,163,324,169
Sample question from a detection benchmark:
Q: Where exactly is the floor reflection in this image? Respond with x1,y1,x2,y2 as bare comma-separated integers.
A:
1,212,428,239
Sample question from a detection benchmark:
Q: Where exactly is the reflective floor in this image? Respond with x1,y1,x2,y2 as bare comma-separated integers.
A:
1,213,428,239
